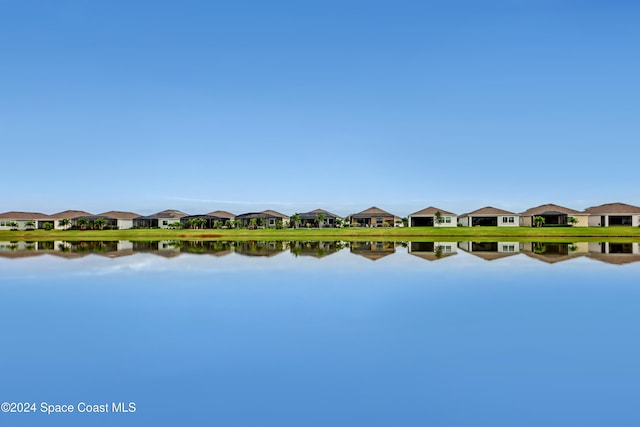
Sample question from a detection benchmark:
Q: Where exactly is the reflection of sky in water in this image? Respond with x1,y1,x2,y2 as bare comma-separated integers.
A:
1,248,639,426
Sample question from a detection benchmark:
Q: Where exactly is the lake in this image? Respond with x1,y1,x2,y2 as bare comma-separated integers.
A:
1,240,639,426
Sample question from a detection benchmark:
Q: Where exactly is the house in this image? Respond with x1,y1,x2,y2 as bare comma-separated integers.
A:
295,209,342,228
458,207,519,227
349,206,399,227
96,211,140,230
180,210,236,229
0,211,53,230
519,204,588,227
235,210,289,228
133,209,188,228
584,202,640,227
49,210,93,229
408,207,457,227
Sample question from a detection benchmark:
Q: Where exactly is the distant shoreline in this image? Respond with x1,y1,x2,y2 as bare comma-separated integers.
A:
2,227,640,242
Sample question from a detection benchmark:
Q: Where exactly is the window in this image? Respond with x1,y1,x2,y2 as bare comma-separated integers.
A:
443,217,451,223
502,245,516,252
0,221,4,226
269,219,275,226
162,221,168,226
502,217,515,223
376,218,383,225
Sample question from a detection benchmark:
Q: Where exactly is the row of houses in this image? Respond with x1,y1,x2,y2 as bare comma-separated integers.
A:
1,202,639,230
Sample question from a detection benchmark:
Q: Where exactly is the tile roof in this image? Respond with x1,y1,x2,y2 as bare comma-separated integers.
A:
409,206,456,216
460,206,516,217
583,202,640,214
519,204,583,216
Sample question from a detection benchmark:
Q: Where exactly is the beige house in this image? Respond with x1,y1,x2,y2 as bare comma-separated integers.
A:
520,204,588,227
408,207,457,227
97,211,141,230
0,211,53,230
349,206,399,227
584,202,640,227
49,210,93,229
458,207,519,227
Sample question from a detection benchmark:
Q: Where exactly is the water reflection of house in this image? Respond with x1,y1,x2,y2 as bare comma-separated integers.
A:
133,210,189,229
519,204,588,227
457,241,520,260
520,242,587,263
408,207,457,227
349,207,399,228
131,240,181,257
407,241,457,261
289,241,342,258
176,240,234,256
349,241,396,261
234,241,287,257
458,207,519,227
584,203,640,227
587,242,640,265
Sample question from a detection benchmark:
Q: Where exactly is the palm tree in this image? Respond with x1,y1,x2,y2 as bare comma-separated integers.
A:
533,216,545,228
567,216,578,226
291,213,301,229
213,220,223,229
187,218,199,230
315,213,326,229
8,221,19,231
93,217,107,230
24,220,36,231
77,218,89,230
249,218,257,229
58,218,71,230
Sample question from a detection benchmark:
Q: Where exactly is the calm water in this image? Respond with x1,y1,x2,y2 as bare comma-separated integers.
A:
1,240,639,426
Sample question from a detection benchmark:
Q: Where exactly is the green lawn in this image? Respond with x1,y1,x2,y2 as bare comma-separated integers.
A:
1,226,640,242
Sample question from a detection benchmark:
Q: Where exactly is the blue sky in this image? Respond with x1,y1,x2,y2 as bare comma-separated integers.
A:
1,1,639,217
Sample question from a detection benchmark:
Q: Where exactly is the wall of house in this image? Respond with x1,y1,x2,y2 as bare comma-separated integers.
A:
520,216,532,227
497,215,519,227
435,215,457,227
117,219,134,230
0,219,39,230
573,214,589,227
458,216,470,227
588,215,604,227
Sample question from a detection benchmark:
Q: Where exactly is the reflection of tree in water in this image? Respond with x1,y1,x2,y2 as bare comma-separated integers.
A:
533,242,547,254
434,245,444,259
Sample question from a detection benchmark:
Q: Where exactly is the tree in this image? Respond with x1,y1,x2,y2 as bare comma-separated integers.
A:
169,221,183,229
567,216,578,226
434,211,443,226
249,218,257,229
257,218,265,228
77,218,89,230
291,213,301,229
58,218,71,230
43,222,53,231
315,213,326,229
8,221,19,231
335,218,343,228
533,216,545,228
213,220,223,229
93,217,107,230
24,220,36,231
224,219,232,229
276,220,283,229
